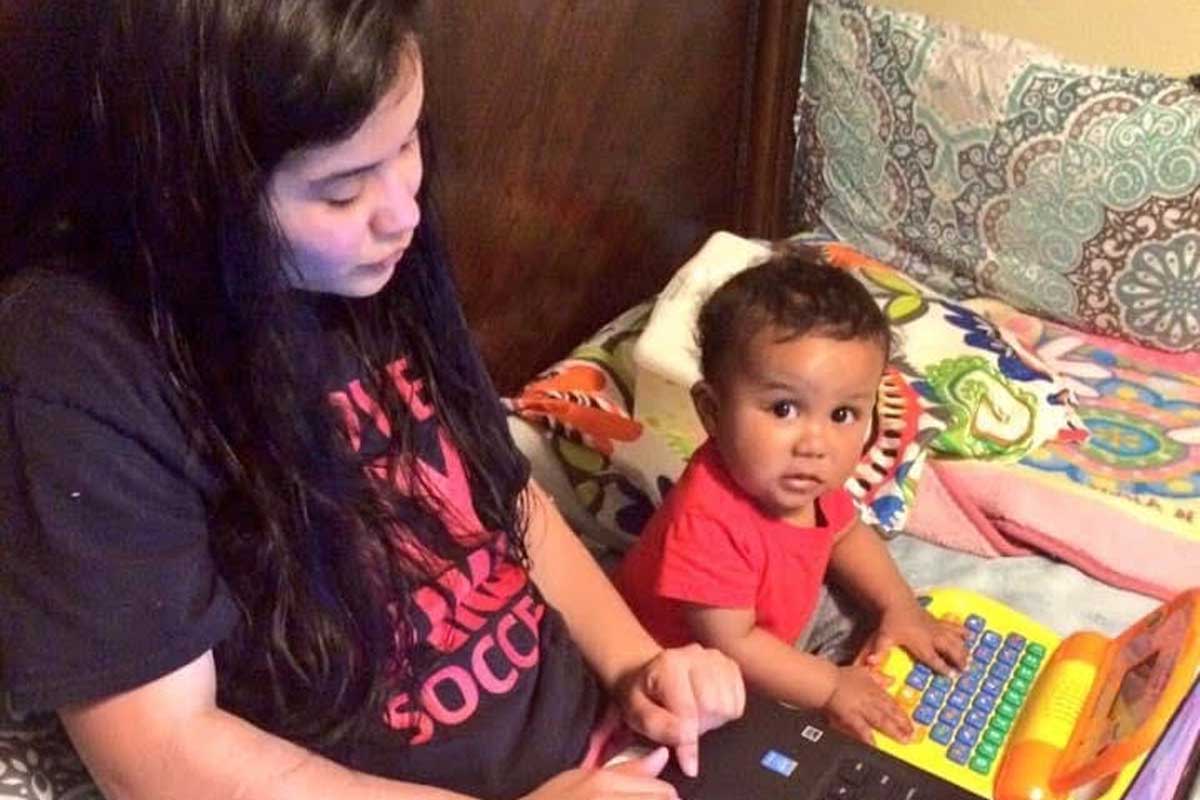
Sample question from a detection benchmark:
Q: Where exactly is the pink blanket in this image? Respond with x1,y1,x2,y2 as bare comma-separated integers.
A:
909,460,1199,600
906,305,1200,601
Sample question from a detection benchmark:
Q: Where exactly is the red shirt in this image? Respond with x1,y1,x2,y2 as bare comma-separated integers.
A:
615,440,857,647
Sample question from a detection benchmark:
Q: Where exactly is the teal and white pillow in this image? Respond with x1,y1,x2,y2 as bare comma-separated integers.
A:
792,0,1200,353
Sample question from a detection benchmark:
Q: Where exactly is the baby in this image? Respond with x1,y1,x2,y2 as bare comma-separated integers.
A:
617,248,969,743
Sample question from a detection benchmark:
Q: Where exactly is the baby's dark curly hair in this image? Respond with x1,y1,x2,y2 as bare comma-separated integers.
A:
697,247,891,383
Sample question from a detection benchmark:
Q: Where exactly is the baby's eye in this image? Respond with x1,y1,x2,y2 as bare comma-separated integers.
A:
831,406,859,424
771,401,797,419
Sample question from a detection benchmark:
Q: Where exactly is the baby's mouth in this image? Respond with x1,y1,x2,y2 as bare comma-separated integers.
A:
780,473,822,491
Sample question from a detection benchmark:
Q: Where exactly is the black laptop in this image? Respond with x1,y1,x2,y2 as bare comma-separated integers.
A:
662,677,1200,800
662,692,979,800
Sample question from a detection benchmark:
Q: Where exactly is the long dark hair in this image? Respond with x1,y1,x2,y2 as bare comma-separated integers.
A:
12,0,530,746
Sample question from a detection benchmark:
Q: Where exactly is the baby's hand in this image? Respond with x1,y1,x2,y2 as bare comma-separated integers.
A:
822,665,913,745
865,602,970,676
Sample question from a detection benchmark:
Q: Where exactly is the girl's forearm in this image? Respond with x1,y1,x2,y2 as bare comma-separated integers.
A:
523,481,662,690
61,654,476,800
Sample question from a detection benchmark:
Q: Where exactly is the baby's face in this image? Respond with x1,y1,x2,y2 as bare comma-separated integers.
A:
701,328,885,526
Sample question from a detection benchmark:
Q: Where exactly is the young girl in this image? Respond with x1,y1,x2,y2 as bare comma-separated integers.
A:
616,253,969,745
0,3,743,799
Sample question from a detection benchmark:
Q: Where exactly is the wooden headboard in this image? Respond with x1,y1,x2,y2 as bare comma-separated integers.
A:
425,1,812,394
1,2,812,395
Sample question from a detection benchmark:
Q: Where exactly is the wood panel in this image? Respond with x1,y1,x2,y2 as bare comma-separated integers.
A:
424,1,810,394
2,1,813,394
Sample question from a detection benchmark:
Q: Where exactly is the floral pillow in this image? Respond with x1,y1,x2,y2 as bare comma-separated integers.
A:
506,232,1082,547
813,241,1085,458
793,0,1200,353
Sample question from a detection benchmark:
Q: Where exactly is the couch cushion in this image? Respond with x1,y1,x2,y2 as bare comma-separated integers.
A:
0,699,100,799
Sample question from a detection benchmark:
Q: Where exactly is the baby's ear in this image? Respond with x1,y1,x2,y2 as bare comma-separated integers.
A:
691,380,720,439
861,405,878,453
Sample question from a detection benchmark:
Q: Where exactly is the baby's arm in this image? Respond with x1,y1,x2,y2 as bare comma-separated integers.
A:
827,519,969,674
683,604,912,744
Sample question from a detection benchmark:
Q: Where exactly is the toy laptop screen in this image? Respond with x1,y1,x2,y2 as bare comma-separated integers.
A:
1058,597,1195,784
1123,673,1200,800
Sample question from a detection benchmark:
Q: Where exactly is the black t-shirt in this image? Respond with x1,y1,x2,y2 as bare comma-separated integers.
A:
0,267,602,799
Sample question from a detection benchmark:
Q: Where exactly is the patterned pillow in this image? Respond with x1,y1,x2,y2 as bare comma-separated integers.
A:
792,0,1200,353
0,699,101,800
812,240,1085,460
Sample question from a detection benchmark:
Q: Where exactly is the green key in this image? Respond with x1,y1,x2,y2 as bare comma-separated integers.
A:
1027,642,1046,658
991,714,1013,732
977,741,999,760
997,701,1018,719
1016,665,1036,682
1021,653,1041,669
984,727,1005,746
1003,689,1024,707
1009,677,1030,695
969,755,992,774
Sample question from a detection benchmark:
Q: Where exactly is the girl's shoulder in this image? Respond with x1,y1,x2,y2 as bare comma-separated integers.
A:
0,263,165,410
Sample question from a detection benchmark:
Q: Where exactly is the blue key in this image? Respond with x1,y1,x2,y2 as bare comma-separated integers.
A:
972,692,996,713
948,743,971,764
956,672,981,695
956,724,981,746
760,750,798,777
998,646,1021,666
907,669,932,690
1005,633,1026,650
965,631,979,648
981,630,1003,649
947,691,970,711
923,688,947,708
989,662,1013,682
931,722,954,744
939,706,963,726
966,709,988,729
972,646,996,665
914,704,938,726
931,675,953,692
982,676,1005,696
965,614,985,632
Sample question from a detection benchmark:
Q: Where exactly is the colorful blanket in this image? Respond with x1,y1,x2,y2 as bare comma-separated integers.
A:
506,233,1080,542
908,301,1200,599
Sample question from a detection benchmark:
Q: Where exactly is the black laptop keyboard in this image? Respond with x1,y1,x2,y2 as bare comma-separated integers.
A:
823,756,944,800
661,691,980,800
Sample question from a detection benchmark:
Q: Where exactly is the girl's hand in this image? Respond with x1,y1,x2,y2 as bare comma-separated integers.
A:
614,643,745,778
823,665,913,744
520,747,679,800
864,602,970,676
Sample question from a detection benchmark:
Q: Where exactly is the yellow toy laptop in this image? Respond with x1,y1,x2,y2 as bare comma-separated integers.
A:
866,587,1200,799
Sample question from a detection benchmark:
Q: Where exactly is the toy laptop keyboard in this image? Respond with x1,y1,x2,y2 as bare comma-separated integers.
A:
868,588,1200,800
